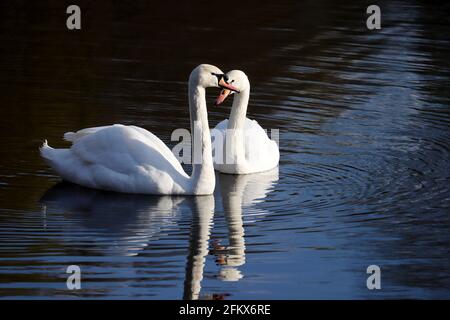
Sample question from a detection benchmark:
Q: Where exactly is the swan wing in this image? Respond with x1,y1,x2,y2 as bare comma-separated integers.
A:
64,126,112,142
213,118,274,157
44,124,189,194
243,118,279,170
212,118,279,173
243,118,274,158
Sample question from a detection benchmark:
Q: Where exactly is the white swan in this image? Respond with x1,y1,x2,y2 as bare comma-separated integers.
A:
40,64,239,195
212,70,279,174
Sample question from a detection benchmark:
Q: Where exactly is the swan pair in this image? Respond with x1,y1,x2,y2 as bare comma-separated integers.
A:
40,64,279,195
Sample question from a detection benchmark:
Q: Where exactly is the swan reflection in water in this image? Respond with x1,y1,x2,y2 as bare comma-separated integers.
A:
183,169,278,299
211,168,279,284
41,183,185,256
40,168,278,299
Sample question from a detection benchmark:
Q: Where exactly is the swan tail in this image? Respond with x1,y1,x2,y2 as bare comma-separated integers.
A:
40,140,67,163
39,140,74,180
39,140,53,160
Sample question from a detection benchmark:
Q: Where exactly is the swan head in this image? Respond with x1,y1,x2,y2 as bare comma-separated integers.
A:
189,64,240,91
214,70,249,106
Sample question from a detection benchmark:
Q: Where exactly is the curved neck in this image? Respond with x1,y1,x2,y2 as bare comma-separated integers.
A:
226,88,250,164
227,88,250,130
188,83,215,193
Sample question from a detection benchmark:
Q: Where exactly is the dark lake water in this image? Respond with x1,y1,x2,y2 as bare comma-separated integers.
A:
0,0,449,299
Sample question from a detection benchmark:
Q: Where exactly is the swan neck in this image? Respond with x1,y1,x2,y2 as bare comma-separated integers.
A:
226,88,250,164
188,83,215,194
228,88,250,130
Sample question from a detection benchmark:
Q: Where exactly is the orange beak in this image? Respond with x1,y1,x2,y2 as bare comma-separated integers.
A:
214,89,232,106
218,77,239,93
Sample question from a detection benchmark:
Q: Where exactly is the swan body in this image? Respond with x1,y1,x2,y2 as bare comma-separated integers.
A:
213,118,278,174
212,70,279,174
40,64,236,195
